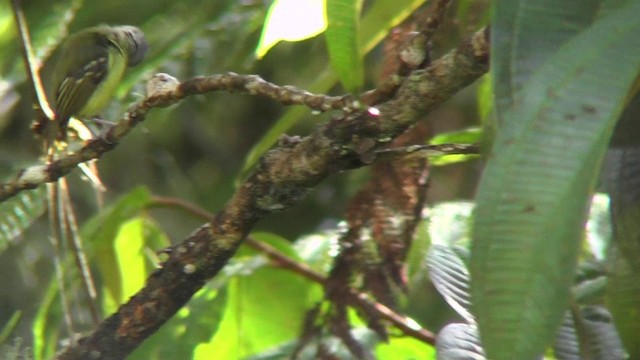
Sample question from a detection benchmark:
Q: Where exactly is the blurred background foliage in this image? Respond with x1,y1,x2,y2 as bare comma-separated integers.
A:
0,0,490,358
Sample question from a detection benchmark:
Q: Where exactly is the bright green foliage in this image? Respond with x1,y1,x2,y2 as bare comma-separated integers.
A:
194,233,323,358
472,1,640,359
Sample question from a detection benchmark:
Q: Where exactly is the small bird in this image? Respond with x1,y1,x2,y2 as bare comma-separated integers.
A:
48,25,148,139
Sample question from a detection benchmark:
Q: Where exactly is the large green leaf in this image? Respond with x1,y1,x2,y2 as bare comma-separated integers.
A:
490,0,602,120
471,1,640,359
325,0,363,92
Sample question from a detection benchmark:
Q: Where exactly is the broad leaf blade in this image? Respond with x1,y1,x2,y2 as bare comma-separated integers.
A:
491,0,602,118
471,2,640,359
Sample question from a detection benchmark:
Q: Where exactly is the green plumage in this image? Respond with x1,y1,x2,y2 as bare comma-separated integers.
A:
48,25,148,139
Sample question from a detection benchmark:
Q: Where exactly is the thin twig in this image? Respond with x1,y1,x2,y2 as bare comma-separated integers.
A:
374,143,480,161
59,179,100,325
9,0,55,120
0,73,368,204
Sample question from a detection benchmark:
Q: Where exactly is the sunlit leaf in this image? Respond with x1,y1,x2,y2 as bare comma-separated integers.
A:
376,335,436,359
196,238,322,358
256,0,327,58
82,187,153,311
429,128,482,166
102,217,152,314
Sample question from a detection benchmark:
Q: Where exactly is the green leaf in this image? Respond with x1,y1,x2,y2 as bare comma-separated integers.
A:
195,240,322,358
293,231,335,274
429,128,482,166
325,0,363,92
0,311,21,345
471,2,640,359
81,186,153,311
491,0,604,120
0,187,46,253
376,336,436,359
31,279,59,360
102,217,156,314
256,0,327,58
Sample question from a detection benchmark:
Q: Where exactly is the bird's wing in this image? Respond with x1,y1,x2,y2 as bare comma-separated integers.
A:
53,33,111,123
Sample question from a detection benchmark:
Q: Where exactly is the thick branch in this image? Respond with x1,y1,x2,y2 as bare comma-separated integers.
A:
56,27,489,360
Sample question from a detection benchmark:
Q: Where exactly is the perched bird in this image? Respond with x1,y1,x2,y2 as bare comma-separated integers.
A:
47,25,148,139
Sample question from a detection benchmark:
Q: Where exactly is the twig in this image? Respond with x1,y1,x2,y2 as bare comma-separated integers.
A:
374,143,480,161
1,73,366,204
